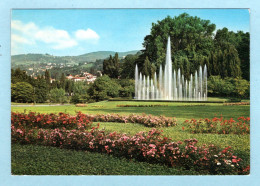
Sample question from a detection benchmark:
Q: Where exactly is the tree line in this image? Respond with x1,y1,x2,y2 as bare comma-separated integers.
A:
11,68,135,103
104,13,249,82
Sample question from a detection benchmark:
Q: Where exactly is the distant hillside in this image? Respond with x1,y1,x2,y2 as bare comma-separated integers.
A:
11,50,140,66
78,50,140,62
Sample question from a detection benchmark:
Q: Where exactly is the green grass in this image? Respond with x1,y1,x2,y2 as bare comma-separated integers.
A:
11,99,250,175
11,100,249,123
12,144,199,175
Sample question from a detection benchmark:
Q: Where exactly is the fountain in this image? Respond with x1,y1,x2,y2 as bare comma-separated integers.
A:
135,36,207,101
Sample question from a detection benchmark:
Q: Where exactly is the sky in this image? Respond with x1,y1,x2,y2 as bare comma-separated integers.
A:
11,9,250,56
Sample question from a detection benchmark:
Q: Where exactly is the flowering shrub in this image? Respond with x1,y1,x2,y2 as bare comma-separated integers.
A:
11,125,248,174
183,117,250,135
11,112,92,130
12,112,177,129
223,102,250,106
85,113,177,127
116,104,168,107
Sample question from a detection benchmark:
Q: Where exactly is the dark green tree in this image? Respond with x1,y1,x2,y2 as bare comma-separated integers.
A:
11,82,34,103
103,53,120,78
88,75,121,101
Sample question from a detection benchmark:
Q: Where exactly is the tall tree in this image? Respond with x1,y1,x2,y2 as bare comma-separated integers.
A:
143,13,216,68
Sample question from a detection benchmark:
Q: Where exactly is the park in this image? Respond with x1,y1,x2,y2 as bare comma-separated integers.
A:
11,10,250,175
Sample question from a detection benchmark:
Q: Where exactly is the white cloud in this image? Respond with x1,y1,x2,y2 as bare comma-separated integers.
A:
12,34,33,45
11,20,100,52
11,20,38,34
35,27,77,49
11,20,78,50
75,28,100,40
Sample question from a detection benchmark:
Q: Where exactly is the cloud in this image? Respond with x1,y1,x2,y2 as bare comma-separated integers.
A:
11,20,100,52
11,20,77,50
75,28,100,40
12,34,33,45
35,27,77,49
11,20,38,34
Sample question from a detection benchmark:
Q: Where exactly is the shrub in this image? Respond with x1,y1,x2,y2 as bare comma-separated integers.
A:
11,126,249,175
183,117,250,135
49,88,66,103
116,104,168,107
88,75,121,101
11,82,34,103
85,113,177,127
11,112,92,130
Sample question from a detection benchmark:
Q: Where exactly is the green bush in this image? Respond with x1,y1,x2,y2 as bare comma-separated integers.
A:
48,88,66,103
88,75,121,101
208,76,249,98
11,82,34,103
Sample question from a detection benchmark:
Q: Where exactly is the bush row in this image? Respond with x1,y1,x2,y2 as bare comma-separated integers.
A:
11,126,249,175
223,102,250,106
116,104,168,107
183,117,250,135
11,112,92,130
11,112,177,129
85,113,177,127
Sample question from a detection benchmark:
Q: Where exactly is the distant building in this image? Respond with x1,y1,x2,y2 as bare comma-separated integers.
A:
66,72,97,83
66,74,74,80
50,78,55,83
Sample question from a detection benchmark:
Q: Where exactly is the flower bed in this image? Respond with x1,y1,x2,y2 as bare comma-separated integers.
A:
11,112,92,130
116,104,168,107
86,113,177,127
11,112,177,129
223,102,250,106
183,117,250,135
11,125,249,175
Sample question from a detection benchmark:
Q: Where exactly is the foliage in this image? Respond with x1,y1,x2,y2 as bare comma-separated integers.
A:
183,117,250,135
48,88,66,103
86,113,177,127
11,126,249,175
120,54,138,79
12,144,198,175
11,112,92,130
34,78,48,103
11,82,34,103
103,53,120,78
88,75,121,101
207,76,249,98
117,104,168,107
71,81,90,103
117,79,135,98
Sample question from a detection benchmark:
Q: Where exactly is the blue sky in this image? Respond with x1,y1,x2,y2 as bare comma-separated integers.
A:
11,9,250,56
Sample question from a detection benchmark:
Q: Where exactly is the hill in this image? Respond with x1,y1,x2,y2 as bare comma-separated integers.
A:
11,50,140,67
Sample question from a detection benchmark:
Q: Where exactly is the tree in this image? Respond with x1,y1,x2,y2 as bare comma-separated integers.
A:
60,73,66,89
103,53,120,78
120,54,138,79
143,13,216,68
11,82,34,103
236,32,250,80
234,78,250,98
34,78,48,103
49,88,66,103
44,70,51,91
88,75,121,101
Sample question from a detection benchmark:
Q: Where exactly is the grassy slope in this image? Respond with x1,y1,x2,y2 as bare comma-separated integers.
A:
12,144,198,175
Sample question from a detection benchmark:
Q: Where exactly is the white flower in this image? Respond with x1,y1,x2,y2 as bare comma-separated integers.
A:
217,162,221,166
214,155,218,158
231,165,235,167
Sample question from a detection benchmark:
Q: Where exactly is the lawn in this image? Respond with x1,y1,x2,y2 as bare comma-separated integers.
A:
11,99,250,175
11,100,250,123
12,144,199,175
